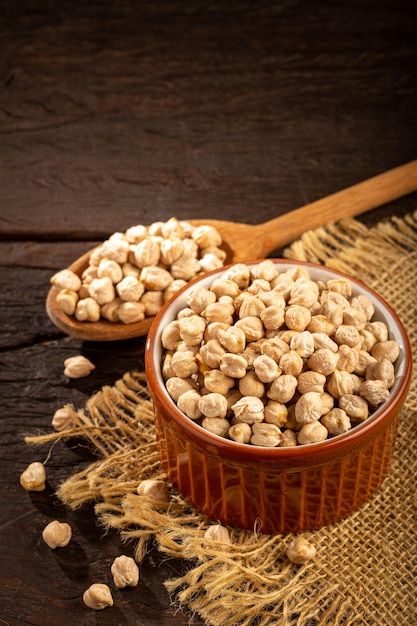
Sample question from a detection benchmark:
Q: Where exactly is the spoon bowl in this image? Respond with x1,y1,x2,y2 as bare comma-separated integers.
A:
46,160,417,341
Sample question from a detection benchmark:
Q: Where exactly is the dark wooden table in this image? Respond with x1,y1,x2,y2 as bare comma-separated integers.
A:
1,2,416,624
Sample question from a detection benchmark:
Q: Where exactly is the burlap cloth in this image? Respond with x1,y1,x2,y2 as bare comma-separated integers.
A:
27,212,417,625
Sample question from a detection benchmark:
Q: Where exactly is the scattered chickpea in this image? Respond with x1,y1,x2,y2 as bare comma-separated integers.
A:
63,355,95,378
204,523,231,545
51,406,73,431
111,555,140,588
137,479,169,504
286,536,317,564
20,461,46,491
83,583,114,610
42,520,72,549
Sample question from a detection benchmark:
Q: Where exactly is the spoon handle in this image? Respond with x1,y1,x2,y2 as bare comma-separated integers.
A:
257,159,417,254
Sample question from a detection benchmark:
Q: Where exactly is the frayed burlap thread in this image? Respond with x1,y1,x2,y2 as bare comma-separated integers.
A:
26,211,417,626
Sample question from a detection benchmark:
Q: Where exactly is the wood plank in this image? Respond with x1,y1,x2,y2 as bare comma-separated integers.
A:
1,1,416,237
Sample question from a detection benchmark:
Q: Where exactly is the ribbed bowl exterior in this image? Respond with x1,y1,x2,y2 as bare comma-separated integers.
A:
152,392,402,533
146,259,412,534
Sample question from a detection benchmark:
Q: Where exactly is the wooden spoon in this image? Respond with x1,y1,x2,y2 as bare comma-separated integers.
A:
46,159,417,341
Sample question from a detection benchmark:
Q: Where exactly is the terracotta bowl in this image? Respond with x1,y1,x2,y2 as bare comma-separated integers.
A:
145,260,412,534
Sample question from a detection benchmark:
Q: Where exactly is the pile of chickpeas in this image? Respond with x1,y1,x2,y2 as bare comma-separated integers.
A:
50,218,225,324
161,260,400,446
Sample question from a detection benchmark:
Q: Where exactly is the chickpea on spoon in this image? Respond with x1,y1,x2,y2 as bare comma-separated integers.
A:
46,160,417,342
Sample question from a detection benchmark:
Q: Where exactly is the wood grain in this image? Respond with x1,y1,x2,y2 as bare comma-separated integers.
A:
1,1,416,239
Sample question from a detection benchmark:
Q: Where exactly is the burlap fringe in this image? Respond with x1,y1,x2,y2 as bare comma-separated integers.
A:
26,211,417,626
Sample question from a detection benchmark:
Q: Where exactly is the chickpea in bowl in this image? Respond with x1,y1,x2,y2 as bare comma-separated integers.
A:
145,260,412,533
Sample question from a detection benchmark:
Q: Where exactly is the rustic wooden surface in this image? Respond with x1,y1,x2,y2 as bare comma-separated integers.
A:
0,1,416,624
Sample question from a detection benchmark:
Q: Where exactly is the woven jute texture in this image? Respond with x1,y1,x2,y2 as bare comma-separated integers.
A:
27,212,417,626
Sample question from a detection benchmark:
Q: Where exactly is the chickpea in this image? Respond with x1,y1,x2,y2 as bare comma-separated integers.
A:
290,330,315,358
320,392,335,415
327,278,352,298
354,349,377,376
321,408,351,435
319,300,344,327
366,358,395,387
165,377,197,402
178,315,207,347
359,380,390,405
326,370,354,399
222,263,251,288
334,324,361,348
312,332,338,353
253,354,281,383
298,421,328,445
339,393,369,421
284,305,312,331
219,353,248,378
260,305,285,330
161,320,181,350
159,236,184,265
280,429,298,447
238,371,265,398
350,294,375,321
199,339,226,370
297,371,326,395
307,314,335,335
137,479,169,503
371,340,400,363
279,350,304,376
210,278,241,299
336,344,359,373
294,391,323,424
229,422,252,444
203,321,231,342
202,301,234,324
232,396,265,424
217,326,246,353
260,337,289,362
270,273,294,299
204,369,235,395
171,255,202,280
251,422,283,447
203,523,231,546
202,417,230,437
171,350,199,378
289,278,319,308
237,295,266,319
267,374,298,404
365,321,389,342
343,305,367,329
264,400,288,427
307,348,339,376
287,536,316,563
177,389,203,419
